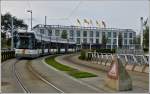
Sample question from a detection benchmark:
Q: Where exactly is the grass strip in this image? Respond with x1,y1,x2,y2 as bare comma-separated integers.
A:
45,55,97,78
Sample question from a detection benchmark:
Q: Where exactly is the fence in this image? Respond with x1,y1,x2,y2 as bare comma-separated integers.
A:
86,52,149,72
1,50,15,62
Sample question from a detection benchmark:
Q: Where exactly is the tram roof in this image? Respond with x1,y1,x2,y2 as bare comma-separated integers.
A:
17,29,34,33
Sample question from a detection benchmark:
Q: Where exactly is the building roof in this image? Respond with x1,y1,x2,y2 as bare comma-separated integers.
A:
33,24,135,33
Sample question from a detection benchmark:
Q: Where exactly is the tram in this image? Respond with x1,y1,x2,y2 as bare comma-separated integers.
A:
15,31,47,58
15,27,75,58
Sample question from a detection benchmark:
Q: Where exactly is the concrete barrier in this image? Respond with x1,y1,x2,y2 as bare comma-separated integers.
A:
105,56,132,91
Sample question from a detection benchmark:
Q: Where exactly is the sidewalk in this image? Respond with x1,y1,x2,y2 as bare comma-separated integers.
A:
55,54,149,93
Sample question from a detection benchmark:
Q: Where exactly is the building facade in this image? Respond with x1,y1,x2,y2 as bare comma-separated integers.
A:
33,24,136,49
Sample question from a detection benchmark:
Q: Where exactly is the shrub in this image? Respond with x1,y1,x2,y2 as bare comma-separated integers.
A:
79,50,86,60
79,49,90,60
96,48,116,53
143,48,149,53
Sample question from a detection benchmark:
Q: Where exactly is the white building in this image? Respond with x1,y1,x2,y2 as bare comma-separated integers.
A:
33,24,136,49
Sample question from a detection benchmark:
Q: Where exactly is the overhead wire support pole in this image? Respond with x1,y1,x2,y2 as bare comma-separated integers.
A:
140,17,143,50
27,10,32,30
11,17,14,51
45,16,47,26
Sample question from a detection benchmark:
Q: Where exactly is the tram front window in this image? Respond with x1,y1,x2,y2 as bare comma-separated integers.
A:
17,37,32,49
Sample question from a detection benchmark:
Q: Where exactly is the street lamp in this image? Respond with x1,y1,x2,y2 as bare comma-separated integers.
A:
27,10,32,30
11,17,14,51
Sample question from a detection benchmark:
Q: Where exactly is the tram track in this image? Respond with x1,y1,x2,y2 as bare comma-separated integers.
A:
26,60,64,93
10,58,64,93
12,60,31,93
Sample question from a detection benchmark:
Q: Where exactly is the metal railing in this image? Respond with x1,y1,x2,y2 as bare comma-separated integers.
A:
118,54,149,65
1,50,15,62
87,52,113,65
87,52,149,66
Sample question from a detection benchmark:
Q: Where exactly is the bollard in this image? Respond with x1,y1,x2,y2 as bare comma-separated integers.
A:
105,55,132,91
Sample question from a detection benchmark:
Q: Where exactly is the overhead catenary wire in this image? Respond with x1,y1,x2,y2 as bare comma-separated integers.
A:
67,1,82,18
26,1,83,26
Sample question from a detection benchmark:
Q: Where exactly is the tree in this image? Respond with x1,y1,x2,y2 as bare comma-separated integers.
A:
1,32,6,39
61,30,68,53
1,13,28,48
143,18,149,49
133,35,140,44
102,34,107,48
1,13,28,31
118,32,123,48
61,30,68,39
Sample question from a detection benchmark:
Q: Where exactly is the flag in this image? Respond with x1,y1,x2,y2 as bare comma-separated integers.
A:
84,19,89,24
90,19,93,25
96,20,99,25
77,19,81,25
102,20,106,28
96,20,100,27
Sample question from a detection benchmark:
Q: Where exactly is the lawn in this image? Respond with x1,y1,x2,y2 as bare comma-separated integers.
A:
45,55,97,78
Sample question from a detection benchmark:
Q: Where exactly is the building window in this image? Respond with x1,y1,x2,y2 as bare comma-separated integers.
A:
48,30,52,36
90,31,93,37
107,39,111,44
70,38,74,40
124,33,127,38
96,31,99,37
96,39,99,44
113,39,117,45
124,39,127,45
90,38,93,44
76,31,80,37
77,38,80,44
113,32,117,38
102,32,105,36
129,33,132,38
70,30,74,37
107,45,111,49
113,45,117,48
83,31,87,37
83,38,87,43
107,32,111,38
129,39,133,44
55,30,59,36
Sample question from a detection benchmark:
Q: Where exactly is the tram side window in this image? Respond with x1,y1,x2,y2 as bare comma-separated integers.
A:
38,42,42,49
32,39,38,49
46,43,50,49
35,41,41,49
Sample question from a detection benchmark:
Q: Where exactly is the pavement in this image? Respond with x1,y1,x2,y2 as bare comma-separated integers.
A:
55,54,149,93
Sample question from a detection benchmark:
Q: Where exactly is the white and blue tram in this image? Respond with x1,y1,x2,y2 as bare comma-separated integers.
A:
15,28,75,58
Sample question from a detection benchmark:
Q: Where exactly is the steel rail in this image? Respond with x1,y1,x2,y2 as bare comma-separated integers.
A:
26,60,64,93
12,60,31,93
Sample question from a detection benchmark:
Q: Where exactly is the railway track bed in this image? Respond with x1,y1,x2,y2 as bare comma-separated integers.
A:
1,58,64,93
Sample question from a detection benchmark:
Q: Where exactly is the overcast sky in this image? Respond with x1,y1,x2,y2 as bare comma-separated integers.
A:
1,0,149,34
